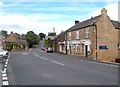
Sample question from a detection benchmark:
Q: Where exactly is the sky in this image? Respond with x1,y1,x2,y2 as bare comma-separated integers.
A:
0,0,119,35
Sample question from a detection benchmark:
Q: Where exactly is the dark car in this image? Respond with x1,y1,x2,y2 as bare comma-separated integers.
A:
46,47,53,53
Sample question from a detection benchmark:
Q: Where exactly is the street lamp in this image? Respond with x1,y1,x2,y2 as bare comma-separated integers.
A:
53,27,55,51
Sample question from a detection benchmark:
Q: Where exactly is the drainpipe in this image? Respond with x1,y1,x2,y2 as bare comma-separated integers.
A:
93,23,98,60
65,32,67,54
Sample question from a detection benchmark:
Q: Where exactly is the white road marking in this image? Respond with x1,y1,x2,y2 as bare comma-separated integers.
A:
40,57,43,59
2,74,7,77
2,77,8,80
33,53,40,57
22,53,28,55
51,61,65,66
40,57,47,60
35,55,39,58
8,54,11,59
5,62,8,65
6,59,9,63
4,68,7,71
3,81,9,85
4,64,8,67
2,70,6,74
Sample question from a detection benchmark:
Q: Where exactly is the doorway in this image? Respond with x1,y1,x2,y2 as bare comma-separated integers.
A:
85,45,88,57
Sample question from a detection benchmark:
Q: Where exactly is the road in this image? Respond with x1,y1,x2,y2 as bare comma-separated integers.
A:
5,48,118,85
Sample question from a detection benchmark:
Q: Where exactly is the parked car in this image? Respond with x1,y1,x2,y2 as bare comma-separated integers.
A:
46,47,53,53
41,46,47,51
0,49,8,59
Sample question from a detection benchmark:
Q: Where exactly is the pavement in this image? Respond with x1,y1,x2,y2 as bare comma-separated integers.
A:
57,52,119,66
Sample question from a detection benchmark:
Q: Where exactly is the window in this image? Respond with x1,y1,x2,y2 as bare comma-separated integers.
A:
118,43,120,49
85,28,90,39
76,31,79,39
69,32,71,40
76,45,79,53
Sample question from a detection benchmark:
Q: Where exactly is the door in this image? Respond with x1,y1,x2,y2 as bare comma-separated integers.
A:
85,45,88,57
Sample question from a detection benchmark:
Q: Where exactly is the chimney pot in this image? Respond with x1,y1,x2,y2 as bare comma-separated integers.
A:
101,8,107,15
75,20,79,24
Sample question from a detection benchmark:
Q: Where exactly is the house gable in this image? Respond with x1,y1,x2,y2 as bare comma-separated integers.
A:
94,8,119,61
6,32,18,42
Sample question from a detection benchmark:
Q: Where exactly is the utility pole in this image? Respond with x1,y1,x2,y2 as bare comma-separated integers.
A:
53,27,55,51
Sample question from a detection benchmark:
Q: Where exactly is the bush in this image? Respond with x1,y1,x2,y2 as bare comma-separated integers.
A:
115,58,120,63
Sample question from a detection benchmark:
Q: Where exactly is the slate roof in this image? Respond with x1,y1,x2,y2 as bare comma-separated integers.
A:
67,15,101,32
111,20,120,29
56,31,65,38
67,15,120,32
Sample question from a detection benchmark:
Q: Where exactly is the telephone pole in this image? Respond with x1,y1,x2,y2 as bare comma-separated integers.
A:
53,27,55,51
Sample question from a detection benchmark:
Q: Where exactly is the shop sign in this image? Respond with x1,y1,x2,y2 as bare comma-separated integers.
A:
99,46,109,50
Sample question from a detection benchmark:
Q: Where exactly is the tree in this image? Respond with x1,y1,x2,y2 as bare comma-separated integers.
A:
45,38,54,48
25,31,40,48
39,33,46,40
0,30,7,36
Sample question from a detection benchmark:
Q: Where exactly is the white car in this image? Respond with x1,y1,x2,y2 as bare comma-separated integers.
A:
0,49,8,59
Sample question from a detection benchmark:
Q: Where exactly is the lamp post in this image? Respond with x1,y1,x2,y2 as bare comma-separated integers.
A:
53,27,55,51
65,31,68,54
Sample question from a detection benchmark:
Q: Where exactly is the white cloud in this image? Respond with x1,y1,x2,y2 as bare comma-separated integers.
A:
0,12,73,35
0,1,3,6
90,3,118,21
2,0,120,3
105,3,118,20
0,2,118,35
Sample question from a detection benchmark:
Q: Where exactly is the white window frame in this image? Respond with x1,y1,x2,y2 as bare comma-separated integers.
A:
85,28,90,39
76,31,79,39
76,45,79,53
69,32,71,40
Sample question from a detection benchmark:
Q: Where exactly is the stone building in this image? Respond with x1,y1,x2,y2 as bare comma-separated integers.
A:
3,32,28,51
56,8,120,62
55,31,67,54
0,34,3,47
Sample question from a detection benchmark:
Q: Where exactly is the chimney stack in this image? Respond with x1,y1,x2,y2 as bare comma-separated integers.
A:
101,8,107,15
75,20,79,24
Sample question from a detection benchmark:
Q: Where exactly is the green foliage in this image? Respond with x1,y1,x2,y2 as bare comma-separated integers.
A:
25,31,40,48
6,43,20,51
45,38,54,48
0,30,7,36
39,33,46,40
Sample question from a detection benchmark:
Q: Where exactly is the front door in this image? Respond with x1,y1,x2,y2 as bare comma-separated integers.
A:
85,45,88,57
